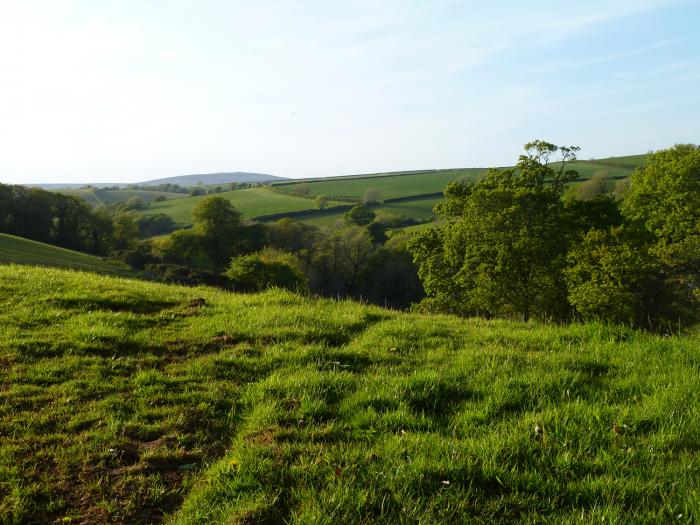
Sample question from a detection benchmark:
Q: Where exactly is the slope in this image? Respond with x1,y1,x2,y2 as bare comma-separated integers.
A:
138,186,347,226
0,266,697,524
0,233,129,274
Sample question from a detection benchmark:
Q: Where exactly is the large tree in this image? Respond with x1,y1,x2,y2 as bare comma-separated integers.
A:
409,141,580,321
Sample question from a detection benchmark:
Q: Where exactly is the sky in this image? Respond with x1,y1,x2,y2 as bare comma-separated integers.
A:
1,0,699,184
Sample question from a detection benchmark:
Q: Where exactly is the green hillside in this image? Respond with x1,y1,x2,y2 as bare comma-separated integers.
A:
130,156,645,229
275,167,487,200
0,266,697,523
298,196,445,227
138,186,347,226
55,188,188,207
0,234,128,274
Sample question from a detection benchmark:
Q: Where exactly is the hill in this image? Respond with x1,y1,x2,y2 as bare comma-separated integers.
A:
0,234,129,274
138,172,285,186
137,186,347,226
55,188,188,207
0,265,697,523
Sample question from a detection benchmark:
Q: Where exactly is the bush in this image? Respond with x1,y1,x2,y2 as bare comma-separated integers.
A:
145,263,230,288
226,249,307,293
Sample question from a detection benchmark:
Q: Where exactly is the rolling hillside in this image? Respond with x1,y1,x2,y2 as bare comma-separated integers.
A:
55,188,188,207
0,233,129,274
0,265,697,523
139,171,285,186
137,186,347,226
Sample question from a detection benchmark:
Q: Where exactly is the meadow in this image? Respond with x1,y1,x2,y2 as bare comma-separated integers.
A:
55,189,187,207
0,234,129,274
0,264,697,524
137,187,347,226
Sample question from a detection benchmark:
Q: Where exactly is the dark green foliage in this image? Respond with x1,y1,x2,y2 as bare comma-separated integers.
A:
567,144,700,329
345,204,376,226
0,183,114,254
137,213,177,237
565,227,663,326
145,262,231,287
226,249,307,292
366,221,388,245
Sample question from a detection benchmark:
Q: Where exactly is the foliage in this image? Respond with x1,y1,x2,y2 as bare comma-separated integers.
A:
410,141,581,320
566,144,700,329
565,227,662,326
344,204,376,226
226,248,307,292
0,183,115,254
314,194,329,210
362,188,383,204
0,266,697,523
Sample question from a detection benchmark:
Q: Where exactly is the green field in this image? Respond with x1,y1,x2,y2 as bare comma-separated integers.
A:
138,187,346,226
298,197,444,227
1,265,697,523
0,234,128,274
275,168,487,200
131,156,645,229
55,188,188,207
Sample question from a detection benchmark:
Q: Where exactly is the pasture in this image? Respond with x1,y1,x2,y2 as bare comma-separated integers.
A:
138,187,346,226
0,265,697,523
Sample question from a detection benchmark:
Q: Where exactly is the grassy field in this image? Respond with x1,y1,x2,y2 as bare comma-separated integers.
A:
275,168,487,201
274,156,646,202
138,187,346,226
0,234,128,274
130,156,645,229
54,189,187,207
0,265,697,523
298,197,444,228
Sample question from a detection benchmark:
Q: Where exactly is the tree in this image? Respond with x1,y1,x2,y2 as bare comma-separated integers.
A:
226,248,307,292
409,141,580,321
565,227,662,326
315,194,329,210
362,188,383,204
566,171,609,201
345,204,375,226
191,196,244,268
189,187,206,197
565,144,700,329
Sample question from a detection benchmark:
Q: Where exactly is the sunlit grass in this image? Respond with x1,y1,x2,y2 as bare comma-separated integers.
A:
0,265,696,524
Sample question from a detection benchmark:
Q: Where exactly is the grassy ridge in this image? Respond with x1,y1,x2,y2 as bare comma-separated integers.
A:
0,266,697,523
0,234,128,274
138,187,346,226
54,189,187,207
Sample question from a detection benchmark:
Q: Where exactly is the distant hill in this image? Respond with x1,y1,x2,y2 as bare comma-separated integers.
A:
138,171,285,186
25,172,286,190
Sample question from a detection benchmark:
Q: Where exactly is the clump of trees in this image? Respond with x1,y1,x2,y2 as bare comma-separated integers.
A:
409,141,699,330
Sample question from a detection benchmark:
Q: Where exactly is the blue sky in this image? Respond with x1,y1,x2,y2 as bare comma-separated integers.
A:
1,0,698,183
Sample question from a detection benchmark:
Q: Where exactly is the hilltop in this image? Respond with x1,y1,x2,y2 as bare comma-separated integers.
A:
25,172,285,191
0,265,697,523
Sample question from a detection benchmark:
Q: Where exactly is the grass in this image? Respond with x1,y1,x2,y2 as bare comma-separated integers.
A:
0,265,697,524
298,197,444,228
0,234,129,274
275,168,487,200
138,187,346,226
53,189,187,207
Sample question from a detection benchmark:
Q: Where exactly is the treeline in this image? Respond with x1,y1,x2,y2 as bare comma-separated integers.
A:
409,141,700,331
0,185,113,253
109,197,424,309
